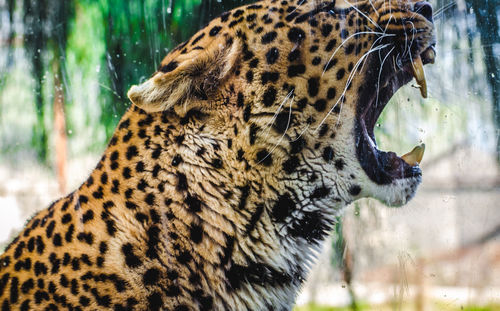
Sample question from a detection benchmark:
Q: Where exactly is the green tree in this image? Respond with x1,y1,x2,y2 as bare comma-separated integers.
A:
22,0,74,162
465,0,500,163
97,0,254,137
23,0,49,162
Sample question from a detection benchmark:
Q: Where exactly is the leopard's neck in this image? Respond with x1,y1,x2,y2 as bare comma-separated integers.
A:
69,106,340,309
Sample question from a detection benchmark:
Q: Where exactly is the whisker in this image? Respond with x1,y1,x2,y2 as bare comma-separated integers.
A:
395,52,404,70
368,0,379,17
343,0,383,32
433,1,456,19
359,34,393,73
334,43,392,126
257,95,295,165
316,43,392,131
262,89,295,139
383,14,393,34
404,22,418,65
289,0,307,14
401,21,417,60
322,31,395,77
293,122,311,143
401,19,410,59
392,54,399,72
375,46,395,109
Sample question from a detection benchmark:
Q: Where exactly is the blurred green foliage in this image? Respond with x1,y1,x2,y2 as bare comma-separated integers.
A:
0,0,498,163
1,0,497,165
0,0,253,159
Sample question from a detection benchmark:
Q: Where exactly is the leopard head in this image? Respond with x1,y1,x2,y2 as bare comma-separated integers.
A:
126,0,436,234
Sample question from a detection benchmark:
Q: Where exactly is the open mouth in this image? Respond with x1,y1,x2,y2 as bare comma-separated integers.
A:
356,45,436,185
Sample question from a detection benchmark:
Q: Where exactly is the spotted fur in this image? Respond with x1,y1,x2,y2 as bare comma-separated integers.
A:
0,0,435,310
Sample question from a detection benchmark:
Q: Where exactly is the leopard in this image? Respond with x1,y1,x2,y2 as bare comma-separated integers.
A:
0,0,436,310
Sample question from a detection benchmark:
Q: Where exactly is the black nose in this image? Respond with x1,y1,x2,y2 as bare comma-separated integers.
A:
413,1,433,22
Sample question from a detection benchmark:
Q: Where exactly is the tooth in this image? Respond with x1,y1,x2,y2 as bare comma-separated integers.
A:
411,56,428,98
401,144,425,167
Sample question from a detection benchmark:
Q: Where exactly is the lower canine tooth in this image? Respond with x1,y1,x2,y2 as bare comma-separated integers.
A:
411,56,428,98
401,143,425,167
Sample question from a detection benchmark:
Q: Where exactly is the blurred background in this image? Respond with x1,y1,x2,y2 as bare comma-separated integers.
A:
0,0,499,310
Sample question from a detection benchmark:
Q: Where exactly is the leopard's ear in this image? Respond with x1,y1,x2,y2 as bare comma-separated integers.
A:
127,38,240,113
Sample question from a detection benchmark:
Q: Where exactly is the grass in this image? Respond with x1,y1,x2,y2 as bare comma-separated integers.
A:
294,302,500,311
457,305,500,311
294,303,369,311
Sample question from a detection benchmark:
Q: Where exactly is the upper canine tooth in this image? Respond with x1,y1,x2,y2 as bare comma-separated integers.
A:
401,143,425,167
411,56,428,98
